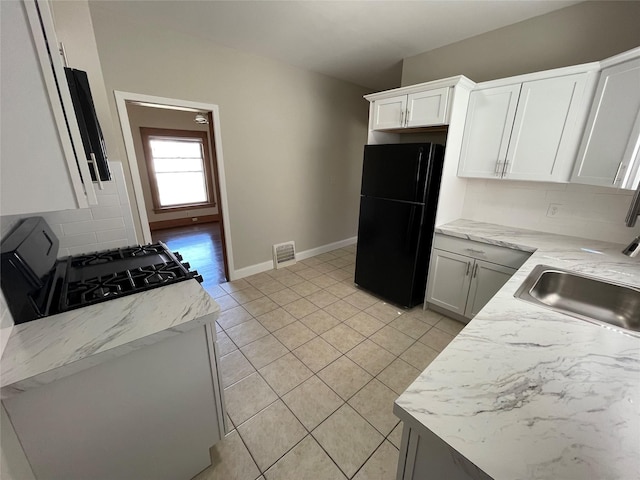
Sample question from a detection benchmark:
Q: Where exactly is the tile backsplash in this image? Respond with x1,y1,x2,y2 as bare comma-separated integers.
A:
461,179,640,244
0,162,137,257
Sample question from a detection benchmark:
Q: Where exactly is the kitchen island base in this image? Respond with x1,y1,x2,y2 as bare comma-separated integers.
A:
3,322,225,480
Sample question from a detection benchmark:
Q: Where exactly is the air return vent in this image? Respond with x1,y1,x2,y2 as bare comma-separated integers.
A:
273,241,296,269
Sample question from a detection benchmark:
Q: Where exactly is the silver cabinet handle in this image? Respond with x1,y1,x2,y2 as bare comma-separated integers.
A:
400,110,404,126
473,263,479,278
465,248,485,255
89,153,104,190
502,159,510,177
405,109,410,127
494,160,503,177
466,262,471,276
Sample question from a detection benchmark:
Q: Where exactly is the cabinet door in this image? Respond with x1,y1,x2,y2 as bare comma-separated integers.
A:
406,87,450,127
464,260,516,319
426,249,473,316
372,95,406,130
457,84,521,178
571,58,640,189
505,73,591,182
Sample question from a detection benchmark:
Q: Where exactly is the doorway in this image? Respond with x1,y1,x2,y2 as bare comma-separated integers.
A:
114,91,235,287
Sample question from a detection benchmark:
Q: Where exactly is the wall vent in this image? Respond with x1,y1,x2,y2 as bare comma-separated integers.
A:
273,241,296,269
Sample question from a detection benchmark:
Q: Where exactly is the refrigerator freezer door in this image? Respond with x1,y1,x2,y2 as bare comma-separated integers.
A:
361,143,433,203
354,197,428,307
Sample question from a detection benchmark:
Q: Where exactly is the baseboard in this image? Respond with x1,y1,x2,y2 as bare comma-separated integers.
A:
149,215,220,231
230,236,358,281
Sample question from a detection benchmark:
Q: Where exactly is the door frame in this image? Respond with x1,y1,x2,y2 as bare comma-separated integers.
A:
113,90,234,280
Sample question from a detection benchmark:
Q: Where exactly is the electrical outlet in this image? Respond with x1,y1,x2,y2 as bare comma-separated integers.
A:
192,217,198,222
546,204,562,217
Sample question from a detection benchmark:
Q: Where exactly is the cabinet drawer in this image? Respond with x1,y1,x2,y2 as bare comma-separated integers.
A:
433,234,531,269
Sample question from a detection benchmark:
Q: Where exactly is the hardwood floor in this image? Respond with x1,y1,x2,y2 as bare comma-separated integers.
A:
152,222,226,288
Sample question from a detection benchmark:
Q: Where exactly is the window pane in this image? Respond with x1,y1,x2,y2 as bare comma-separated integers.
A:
150,139,202,158
154,157,204,173
156,172,208,206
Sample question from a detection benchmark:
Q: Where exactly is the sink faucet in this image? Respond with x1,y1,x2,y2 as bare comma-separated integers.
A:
623,182,640,257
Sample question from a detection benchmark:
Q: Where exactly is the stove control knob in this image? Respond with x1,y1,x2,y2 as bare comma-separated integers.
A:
182,262,191,270
174,252,183,261
192,271,203,283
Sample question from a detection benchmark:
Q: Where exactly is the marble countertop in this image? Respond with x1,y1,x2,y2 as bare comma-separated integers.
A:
395,219,640,480
0,280,219,399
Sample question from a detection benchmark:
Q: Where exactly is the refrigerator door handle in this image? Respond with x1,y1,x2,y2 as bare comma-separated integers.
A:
414,147,430,202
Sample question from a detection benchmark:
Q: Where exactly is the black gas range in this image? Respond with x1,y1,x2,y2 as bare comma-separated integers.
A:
1,217,203,325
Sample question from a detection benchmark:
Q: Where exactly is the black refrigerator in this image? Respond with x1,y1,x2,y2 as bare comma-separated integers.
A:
354,143,445,308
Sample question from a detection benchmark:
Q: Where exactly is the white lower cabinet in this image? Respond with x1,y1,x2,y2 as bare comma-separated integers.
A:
426,235,530,321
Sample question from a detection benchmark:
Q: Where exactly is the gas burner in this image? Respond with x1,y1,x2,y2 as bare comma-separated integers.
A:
124,245,166,257
71,250,124,267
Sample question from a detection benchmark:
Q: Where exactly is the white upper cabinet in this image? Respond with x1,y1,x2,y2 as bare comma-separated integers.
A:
0,0,96,216
457,84,521,178
458,67,598,182
571,53,640,190
366,78,474,132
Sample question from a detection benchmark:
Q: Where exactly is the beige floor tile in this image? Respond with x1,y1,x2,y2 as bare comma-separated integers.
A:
238,400,306,471
321,324,365,354
387,423,402,449
317,356,372,400
346,340,396,376
240,335,289,369
309,274,339,288
216,321,224,333
216,331,237,356
370,326,415,355
273,321,316,350
300,257,324,267
306,290,340,308
283,298,319,319
344,291,379,310
389,315,431,339
224,372,277,426
220,279,251,294
285,263,308,273
282,376,343,431
216,295,240,312
313,262,339,274
243,272,274,287
313,404,383,478
267,288,302,307
226,319,269,347
405,307,443,325
205,284,226,299
292,337,341,372
377,359,421,395
328,257,351,268
290,280,322,297
243,297,279,317
193,430,260,480
344,311,386,337
218,306,253,330
296,267,323,280
299,310,341,335
348,379,399,436
220,350,256,388
229,286,265,304
269,270,305,287
435,316,466,335
324,281,358,299
315,252,339,262
255,280,287,296
323,299,361,321
256,308,297,332
400,342,440,371
259,353,313,396
364,302,405,323
326,269,352,281
352,440,399,480
418,327,455,352
264,435,346,480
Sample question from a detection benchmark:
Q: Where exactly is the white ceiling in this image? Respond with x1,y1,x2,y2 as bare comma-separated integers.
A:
93,0,581,90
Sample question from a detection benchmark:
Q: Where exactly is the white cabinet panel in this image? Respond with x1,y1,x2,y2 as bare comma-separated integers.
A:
426,249,473,316
505,74,590,182
372,95,406,130
572,57,640,189
465,260,516,318
406,87,450,127
457,84,521,178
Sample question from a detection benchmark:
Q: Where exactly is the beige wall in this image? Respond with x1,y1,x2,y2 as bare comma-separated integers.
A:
125,104,219,224
402,1,640,85
87,3,369,271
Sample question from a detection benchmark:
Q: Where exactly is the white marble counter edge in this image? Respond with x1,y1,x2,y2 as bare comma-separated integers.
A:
1,312,218,400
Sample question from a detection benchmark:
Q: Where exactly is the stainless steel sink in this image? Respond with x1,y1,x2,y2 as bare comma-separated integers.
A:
515,265,640,336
